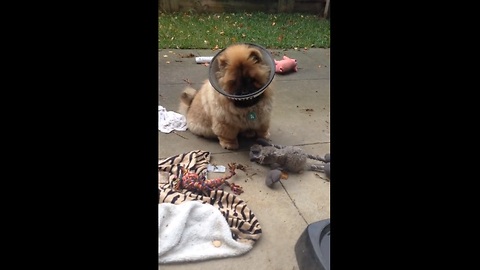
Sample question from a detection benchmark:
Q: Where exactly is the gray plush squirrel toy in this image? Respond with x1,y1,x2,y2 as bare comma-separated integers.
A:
249,138,330,187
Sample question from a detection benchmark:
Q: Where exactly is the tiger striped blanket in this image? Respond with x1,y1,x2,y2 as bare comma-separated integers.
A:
158,150,262,262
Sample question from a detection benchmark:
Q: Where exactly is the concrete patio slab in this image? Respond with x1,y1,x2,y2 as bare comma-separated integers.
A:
159,48,330,270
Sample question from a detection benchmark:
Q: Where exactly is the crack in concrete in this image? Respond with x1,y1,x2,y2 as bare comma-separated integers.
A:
279,180,309,225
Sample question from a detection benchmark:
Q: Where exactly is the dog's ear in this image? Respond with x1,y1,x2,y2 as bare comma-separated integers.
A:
217,53,228,69
248,49,263,64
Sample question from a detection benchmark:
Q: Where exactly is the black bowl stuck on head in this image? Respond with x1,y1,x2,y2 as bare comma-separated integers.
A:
208,43,276,101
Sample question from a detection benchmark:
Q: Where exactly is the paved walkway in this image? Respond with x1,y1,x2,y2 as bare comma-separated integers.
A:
159,47,330,270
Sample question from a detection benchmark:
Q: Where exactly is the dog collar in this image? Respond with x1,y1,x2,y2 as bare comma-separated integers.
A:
233,93,263,108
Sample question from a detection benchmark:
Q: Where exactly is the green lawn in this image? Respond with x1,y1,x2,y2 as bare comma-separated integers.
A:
159,12,330,50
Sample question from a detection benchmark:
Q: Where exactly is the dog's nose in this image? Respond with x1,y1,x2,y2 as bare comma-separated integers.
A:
236,88,249,95
236,78,253,95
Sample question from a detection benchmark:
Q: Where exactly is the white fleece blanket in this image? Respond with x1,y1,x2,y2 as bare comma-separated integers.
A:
158,105,187,133
159,201,253,264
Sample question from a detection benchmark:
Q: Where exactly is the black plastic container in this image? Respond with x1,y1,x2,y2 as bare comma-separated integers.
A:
295,219,330,270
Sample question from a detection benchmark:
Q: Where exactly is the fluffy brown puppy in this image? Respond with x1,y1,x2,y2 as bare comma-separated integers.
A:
178,44,274,150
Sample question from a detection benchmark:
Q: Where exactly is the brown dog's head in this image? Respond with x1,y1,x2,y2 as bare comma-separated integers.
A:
215,44,271,96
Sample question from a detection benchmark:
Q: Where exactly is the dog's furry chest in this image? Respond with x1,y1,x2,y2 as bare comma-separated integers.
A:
204,90,270,126
225,103,269,129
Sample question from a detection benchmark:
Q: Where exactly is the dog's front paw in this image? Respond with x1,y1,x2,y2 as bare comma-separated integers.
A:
219,138,239,150
257,130,271,139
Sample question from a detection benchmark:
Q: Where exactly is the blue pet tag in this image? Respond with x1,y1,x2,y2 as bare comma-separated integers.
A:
247,112,256,121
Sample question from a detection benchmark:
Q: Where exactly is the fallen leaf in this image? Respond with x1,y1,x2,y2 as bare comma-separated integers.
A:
166,61,170,64
272,22,276,26
163,55,168,58
178,53,195,58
